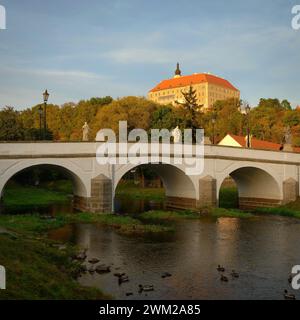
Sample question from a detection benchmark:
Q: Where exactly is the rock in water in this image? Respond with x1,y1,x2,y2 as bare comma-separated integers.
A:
96,265,111,274
161,272,172,278
88,265,96,273
88,258,100,264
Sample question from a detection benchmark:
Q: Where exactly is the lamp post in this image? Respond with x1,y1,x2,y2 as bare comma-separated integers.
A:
38,105,43,140
211,113,216,145
238,103,251,148
43,89,49,140
245,104,251,148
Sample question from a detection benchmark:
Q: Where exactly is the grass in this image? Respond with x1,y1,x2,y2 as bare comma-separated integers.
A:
66,212,174,235
139,210,201,221
0,214,69,234
0,210,172,299
219,187,239,209
3,185,69,207
0,233,109,300
139,208,253,222
0,212,173,237
0,211,112,300
116,182,165,201
41,180,73,194
211,207,253,218
219,186,300,219
255,202,300,219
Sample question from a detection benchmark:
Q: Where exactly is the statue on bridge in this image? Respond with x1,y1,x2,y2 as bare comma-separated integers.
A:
284,126,292,145
82,122,90,142
283,126,293,152
171,126,181,143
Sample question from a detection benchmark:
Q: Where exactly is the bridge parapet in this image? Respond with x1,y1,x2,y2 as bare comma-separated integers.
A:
1,142,300,213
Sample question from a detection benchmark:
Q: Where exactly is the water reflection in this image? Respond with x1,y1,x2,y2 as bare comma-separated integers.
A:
0,196,164,216
0,201,73,216
114,196,165,214
48,216,300,300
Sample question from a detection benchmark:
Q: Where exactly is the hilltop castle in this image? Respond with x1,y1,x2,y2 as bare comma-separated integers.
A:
148,63,240,110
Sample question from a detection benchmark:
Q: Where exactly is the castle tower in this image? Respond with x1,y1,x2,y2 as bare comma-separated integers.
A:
174,62,181,78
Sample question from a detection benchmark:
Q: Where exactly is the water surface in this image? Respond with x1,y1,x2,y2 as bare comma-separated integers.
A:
48,215,300,300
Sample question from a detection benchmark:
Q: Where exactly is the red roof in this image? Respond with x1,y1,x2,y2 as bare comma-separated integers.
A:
293,146,300,153
227,134,282,151
149,73,239,93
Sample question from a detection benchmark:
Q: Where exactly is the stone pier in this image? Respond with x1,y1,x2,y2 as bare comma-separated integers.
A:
74,174,112,213
198,175,217,207
282,178,298,204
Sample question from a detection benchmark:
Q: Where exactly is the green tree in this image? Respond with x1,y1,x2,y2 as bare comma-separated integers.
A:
151,105,182,130
93,96,159,138
0,106,24,141
281,99,292,110
203,98,242,142
176,86,203,130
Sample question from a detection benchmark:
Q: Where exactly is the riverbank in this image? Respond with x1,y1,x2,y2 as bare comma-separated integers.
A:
5,183,300,220
5,181,300,221
139,208,253,222
255,201,300,219
0,212,174,236
0,219,109,300
3,182,70,207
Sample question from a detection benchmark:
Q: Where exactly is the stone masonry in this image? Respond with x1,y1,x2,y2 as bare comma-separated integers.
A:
74,174,112,213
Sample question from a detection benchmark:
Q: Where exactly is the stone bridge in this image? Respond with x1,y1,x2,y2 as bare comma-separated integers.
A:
0,142,299,213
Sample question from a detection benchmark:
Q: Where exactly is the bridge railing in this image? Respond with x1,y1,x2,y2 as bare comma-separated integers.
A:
0,142,300,164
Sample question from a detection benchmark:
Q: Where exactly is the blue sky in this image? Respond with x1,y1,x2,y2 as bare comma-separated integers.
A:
0,0,299,109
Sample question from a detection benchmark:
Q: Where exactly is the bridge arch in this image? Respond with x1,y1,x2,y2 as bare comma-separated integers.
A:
217,165,282,209
115,163,198,210
0,160,89,199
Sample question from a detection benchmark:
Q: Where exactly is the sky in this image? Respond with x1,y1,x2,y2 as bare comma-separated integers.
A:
0,0,299,109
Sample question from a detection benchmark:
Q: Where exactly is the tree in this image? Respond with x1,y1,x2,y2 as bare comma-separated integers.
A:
92,96,159,138
257,98,283,110
203,98,242,142
249,98,286,142
175,86,203,140
0,106,24,141
151,105,181,130
281,99,292,110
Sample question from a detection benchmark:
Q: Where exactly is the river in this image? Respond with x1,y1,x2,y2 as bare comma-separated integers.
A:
47,198,300,300
2,196,300,299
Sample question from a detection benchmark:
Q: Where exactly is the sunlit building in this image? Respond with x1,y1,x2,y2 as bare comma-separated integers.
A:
148,63,240,110
218,134,282,151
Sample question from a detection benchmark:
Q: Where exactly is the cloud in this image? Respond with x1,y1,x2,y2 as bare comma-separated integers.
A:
101,48,172,64
0,66,107,80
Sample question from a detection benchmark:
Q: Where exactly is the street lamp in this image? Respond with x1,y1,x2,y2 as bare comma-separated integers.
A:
38,105,43,140
211,113,217,145
245,104,251,148
43,89,49,140
239,103,251,148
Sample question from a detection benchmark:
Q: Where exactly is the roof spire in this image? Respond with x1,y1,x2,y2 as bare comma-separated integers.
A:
174,62,181,78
